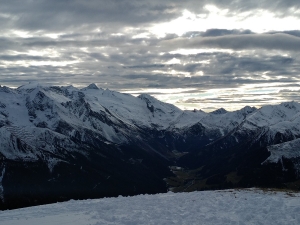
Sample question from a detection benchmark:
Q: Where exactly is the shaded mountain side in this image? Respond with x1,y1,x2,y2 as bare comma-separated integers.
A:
0,143,173,210
173,131,300,192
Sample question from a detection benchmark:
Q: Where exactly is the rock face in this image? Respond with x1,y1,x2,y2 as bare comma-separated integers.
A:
0,83,300,209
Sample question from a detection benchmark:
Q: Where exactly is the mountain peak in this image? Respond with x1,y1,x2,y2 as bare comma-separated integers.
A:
86,83,99,90
80,83,99,91
18,82,48,90
240,106,257,113
280,101,300,110
138,94,159,104
138,93,154,99
211,108,227,115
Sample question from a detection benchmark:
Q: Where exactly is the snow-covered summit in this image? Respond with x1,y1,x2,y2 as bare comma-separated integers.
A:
138,93,180,113
86,83,99,90
210,107,228,115
244,101,300,131
17,82,49,90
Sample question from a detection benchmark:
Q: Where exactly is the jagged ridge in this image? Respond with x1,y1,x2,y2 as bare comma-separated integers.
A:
0,83,300,209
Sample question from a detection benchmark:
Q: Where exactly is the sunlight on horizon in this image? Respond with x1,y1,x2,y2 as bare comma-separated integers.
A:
150,6,300,37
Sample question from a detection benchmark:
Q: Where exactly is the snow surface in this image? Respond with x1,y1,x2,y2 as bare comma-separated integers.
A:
1,189,300,225
2,83,300,134
245,102,300,130
264,138,300,163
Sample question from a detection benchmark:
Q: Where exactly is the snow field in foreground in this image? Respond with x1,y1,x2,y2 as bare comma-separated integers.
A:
0,189,300,225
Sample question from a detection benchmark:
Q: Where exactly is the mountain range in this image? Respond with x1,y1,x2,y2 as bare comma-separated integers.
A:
0,83,300,209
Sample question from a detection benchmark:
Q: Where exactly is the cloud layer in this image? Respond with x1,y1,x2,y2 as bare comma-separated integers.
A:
163,33,300,51
1,0,300,111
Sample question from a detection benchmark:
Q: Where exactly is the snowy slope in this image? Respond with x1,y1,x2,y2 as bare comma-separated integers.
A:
199,106,257,136
263,138,300,177
2,83,300,138
244,102,300,131
265,138,300,163
0,189,299,225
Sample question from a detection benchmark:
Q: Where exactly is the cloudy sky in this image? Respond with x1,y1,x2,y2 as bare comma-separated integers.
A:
1,0,300,111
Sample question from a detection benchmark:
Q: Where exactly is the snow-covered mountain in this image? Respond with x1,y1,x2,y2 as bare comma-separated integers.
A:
1,83,300,209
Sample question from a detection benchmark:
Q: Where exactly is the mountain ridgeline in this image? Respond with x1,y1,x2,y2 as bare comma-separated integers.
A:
0,83,300,209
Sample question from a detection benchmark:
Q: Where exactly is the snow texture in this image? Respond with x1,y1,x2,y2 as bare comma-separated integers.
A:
265,138,300,163
0,189,300,225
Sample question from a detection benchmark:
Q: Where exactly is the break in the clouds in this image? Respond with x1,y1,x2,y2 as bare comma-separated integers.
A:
1,0,300,111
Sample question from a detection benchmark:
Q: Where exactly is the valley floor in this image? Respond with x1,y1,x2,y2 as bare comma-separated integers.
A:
0,189,299,225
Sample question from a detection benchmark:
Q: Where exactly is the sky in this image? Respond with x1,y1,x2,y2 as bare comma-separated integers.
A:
1,0,300,111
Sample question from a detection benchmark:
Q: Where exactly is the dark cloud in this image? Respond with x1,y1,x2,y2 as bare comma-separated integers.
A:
162,33,300,51
201,29,254,37
270,30,300,38
123,64,166,69
1,0,299,33
0,0,180,32
181,29,254,39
